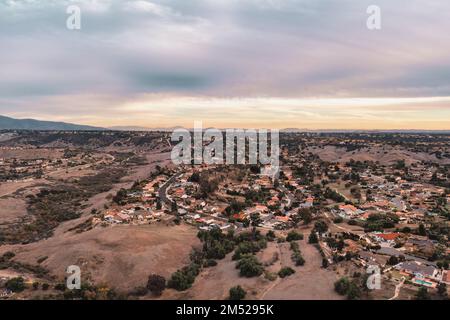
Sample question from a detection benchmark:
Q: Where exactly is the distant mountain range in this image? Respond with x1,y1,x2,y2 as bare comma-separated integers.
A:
0,115,105,131
107,125,183,132
1,115,449,133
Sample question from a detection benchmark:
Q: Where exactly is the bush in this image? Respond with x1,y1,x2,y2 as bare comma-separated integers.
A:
54,283,66,291
308,232,318,244
289,241,298,250
203,259,218,268
236,255,264,278
266,230,276,241
346,283,361,300
2,252,15,260
6,277,25,292
147,274,166,296
364,213,400,232
232,240,266,261
131,286,148,296
324,188,345,202
387,256,399,266
290,241,305,266
278,267,295,278
333,217,343,224
168,263,200,291
437,283,447,297
334,277,361,300
334,277,351,295
168,271,193,291
36,256,48,264
264,271,278,281
229,285,246,300
415,287,430,300
276,237,286,243
292,252,305,266
401,226,411,233
286,231,304,242
298,208,312,224
313,221,328,234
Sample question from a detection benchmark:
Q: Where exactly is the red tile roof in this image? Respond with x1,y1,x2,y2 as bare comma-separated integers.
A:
374,233,401,241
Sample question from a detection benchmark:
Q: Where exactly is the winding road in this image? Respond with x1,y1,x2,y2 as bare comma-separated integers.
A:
389,277,405,300
158,172,182,209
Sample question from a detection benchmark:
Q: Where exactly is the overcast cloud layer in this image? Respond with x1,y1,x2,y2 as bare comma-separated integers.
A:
1,0,449,129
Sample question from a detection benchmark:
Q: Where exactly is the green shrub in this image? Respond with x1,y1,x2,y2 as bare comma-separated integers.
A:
232,240,266,261
54,283,66,291
236,255,264,278
168,263,200,291
6,277,25,292
292,252,305,266
264,271,278,281
278,267,295,278
266,230,276,241
229,285,246,300
308,232,318,244
334,277,361,300
203,259,218,268
286,231,304,242
333,217,343,223
147,274,166,296
130,286,148,296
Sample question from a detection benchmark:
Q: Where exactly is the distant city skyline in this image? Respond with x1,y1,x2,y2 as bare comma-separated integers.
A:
1,0,450,129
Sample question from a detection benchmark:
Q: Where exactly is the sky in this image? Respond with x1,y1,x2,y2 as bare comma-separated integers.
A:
0,0,450,129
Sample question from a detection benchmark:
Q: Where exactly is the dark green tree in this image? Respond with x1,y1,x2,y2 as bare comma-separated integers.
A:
236,255,264,278
415,287,430,300
147,274,166,296
6,277,25,293
308,232,318,244
229,285,247,300
437,283,447,298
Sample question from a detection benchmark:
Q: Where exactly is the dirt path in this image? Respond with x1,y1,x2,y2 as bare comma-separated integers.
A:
389,277,405,300
261,235,343,300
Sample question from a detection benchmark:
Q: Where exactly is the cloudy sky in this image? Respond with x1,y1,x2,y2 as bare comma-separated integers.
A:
1,0,450,129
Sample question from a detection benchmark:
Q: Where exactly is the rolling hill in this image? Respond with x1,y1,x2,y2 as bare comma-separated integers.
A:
0,115,105,131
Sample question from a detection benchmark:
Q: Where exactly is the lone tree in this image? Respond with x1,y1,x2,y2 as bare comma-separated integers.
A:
415,287,430,300
229,285,246,300
313,220,328,234
278,267,296,278
334,277,351,295
147,274,166,296
113,188,128,205
291,214,302,227
418,224,427,236
437,283,447,298
298,208,312,225
250,212,262,239
236,255,264,278
171,201,178,213
6,277,25,293
387,256,399,266
308,232,318,244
